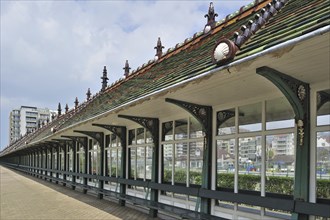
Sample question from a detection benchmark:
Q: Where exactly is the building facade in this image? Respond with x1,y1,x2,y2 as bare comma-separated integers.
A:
9,106,56,143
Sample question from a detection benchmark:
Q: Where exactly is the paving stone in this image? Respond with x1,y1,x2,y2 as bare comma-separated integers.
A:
0,166,160,220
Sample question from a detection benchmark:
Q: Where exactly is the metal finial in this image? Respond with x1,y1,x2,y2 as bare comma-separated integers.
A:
154,37,164,58
65,104,69,113
123,60,131,77
57,103,62,116
101,66,109,91
74,97,79,109
204,2,218,27
86,88,91,100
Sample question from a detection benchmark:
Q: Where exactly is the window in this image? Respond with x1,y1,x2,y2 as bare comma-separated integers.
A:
105,134,121,177
77,143,85,173
128,128,153,180
239,103,262,133
215,98,295,217
161,117,204,186
315,89,330,200
266,97,294,130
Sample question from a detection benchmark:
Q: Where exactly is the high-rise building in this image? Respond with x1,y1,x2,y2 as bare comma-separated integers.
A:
8,106,56,143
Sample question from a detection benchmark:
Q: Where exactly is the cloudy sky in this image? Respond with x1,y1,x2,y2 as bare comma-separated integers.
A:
1,0,250,149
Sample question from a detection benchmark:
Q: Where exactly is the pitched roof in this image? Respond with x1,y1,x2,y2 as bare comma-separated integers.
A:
2,0,329,155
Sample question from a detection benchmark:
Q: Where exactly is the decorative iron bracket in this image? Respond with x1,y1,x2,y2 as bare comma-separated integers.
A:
317,91,330,110
92,124,126,140
45,141,59,149
217,110,244,129
217,110,235,128
118,115,159,141
60,136,87,147
165,98,212,133
162,120,188,140
256,66,310,209
73,130,104,146
165,98,213,214
256,66,310,146
54,139,73,150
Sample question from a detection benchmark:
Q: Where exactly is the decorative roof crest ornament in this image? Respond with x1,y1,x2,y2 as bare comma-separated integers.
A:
212,38,238,65
123,60,131,77
65,104,69,113
86,88,91,101
101,66,109,91
57,103,62,116
154,37,164,60
204,2,218,33
74,97,79,109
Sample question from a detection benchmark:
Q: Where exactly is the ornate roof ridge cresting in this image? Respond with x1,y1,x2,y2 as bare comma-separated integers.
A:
212,0,288,65
0,0,281,155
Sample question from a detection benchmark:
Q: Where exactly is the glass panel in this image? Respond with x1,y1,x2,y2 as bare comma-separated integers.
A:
266,97,294,130
146,146,153,180
189,117,203,139
136,128,145,144
266,134,294,195
94,142,100,175
69,149,73,172
217,139,235,189
111,149,117,177
146,131,153,144
175,143,187,184
239,103,262,133
316,131,330,199
162,121,173,141
189,142,203,185
317,89,330,126
60,152,64,171
54,153,57,170
238,136,261,191
175,119,188,140
163,144,173,183
217,108,236,135
110,134,117,147
79,152,85,173
136,146,145,179
130,148,136,179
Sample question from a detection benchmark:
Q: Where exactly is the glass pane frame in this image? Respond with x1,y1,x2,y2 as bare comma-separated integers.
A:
161,117,204,186
128,127,154,181
215,98,296,197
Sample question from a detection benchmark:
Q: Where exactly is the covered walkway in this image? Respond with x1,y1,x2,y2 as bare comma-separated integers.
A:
0,165,158,220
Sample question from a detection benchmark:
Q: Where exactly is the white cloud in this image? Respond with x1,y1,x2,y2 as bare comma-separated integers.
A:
0,0,251,148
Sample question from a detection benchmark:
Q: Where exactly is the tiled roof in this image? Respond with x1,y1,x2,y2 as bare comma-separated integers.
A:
2,0,329,154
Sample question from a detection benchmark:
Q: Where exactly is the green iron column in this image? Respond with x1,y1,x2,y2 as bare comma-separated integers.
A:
72,140,77,190
56,144,60,184
63,143,67,186
74,131,104,199
118,115,159,217
92,124,127,206
62,136,88,193
50,146,53,182
165,98,213,215
257,66,310,220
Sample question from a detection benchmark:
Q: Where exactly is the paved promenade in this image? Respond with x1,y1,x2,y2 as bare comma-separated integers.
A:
0,166,159,220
